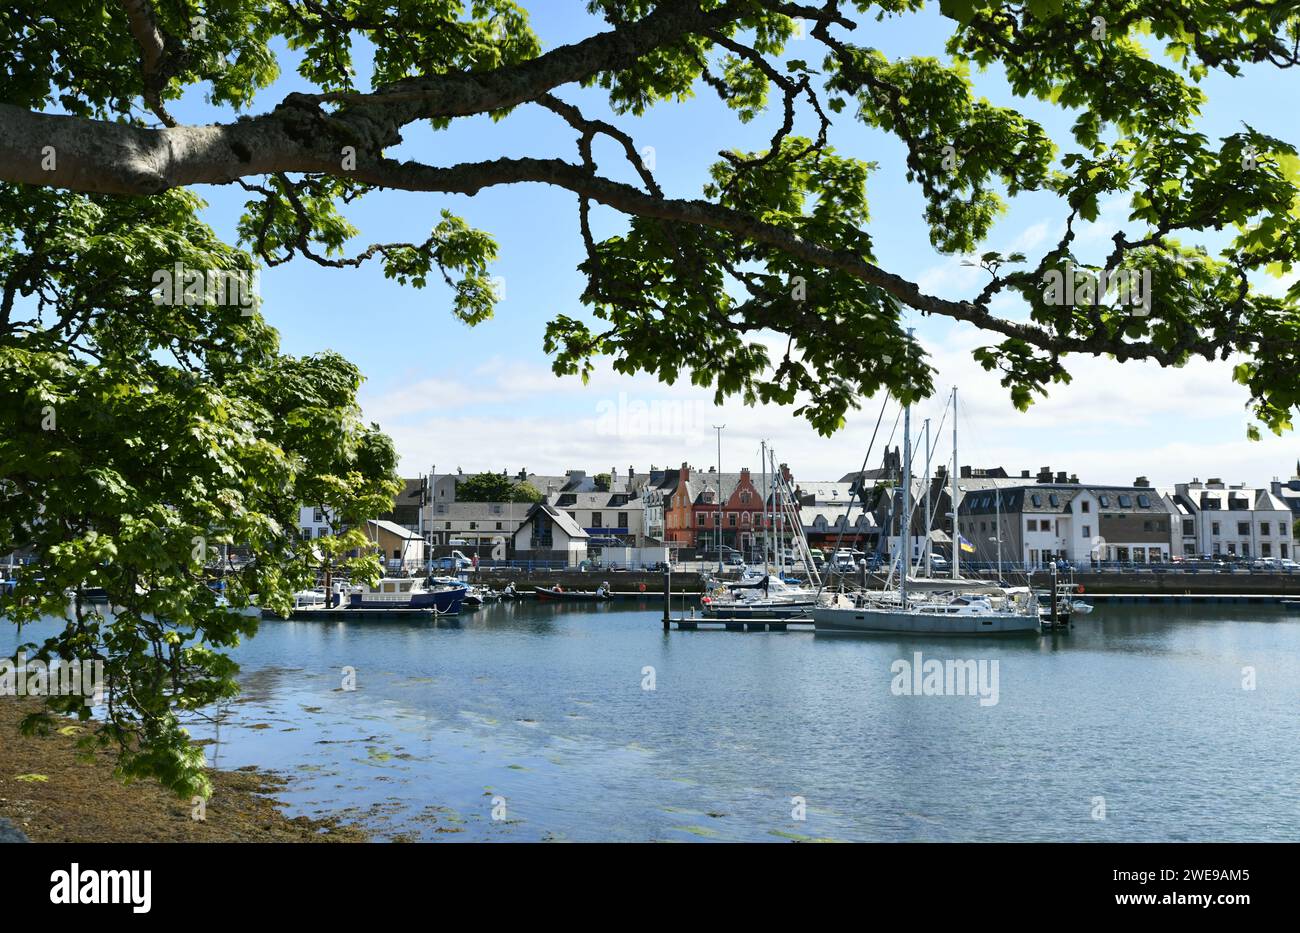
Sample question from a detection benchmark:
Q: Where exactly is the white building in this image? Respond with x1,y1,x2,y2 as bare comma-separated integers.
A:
1167,479,1294,559
548,491,646,546
513,503,589,566
424,500,530,550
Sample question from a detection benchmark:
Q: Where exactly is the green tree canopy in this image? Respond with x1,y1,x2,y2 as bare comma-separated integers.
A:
456,472,545,502
3,1,1299,432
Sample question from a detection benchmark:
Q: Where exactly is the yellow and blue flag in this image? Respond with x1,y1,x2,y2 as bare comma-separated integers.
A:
958,534,975,554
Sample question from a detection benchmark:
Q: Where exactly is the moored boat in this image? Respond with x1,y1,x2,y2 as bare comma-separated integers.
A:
348,576,467,614
534,582,611,601
813,591,1042,635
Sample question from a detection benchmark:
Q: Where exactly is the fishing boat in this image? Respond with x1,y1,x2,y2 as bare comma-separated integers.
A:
348,576,467,613
534,582,611,601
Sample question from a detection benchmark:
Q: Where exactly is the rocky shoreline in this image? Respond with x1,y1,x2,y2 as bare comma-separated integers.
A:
0,699,365,843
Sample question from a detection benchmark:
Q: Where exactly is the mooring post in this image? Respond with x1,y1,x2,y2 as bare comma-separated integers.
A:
1050,563,1059,625
663,567,671,630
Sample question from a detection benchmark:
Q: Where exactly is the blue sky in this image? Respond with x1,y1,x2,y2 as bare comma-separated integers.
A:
176,3,1299,487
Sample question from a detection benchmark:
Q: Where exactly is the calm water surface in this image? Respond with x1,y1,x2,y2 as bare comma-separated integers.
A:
5,601,1299,841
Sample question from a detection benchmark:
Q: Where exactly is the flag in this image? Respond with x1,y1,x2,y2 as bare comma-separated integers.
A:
958,533,975,554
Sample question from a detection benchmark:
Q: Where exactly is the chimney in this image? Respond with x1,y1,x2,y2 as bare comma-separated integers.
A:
628,465,635,481
1208,478,1223,488
1134,476,1150,488
517,468,527,480
1021,469,1031,478
1037,466,1053,483
1069,473,1079,484
960,465,972,478
1055,471,1067,484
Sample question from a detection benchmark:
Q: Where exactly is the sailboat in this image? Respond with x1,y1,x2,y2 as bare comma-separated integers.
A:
813,378,1041,635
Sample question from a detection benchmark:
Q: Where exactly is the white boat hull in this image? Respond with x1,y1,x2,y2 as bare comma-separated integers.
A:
812,604,1041,635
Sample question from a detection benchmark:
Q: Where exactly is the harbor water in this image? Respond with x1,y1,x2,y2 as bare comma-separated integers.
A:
4,601,1298,841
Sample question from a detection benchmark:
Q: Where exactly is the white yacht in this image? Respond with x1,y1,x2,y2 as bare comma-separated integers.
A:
812,379,1041,636
813,589,1041,634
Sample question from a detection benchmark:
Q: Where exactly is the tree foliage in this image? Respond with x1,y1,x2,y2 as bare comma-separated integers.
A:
456,472,544,502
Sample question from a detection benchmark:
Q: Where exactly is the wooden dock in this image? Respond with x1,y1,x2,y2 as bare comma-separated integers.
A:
664,615,813,632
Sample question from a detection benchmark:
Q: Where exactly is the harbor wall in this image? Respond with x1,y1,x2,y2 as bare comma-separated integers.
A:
469,568,1300,597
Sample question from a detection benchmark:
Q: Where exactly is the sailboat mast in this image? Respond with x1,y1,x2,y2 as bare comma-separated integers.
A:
761,440,769,574
923,418,932,578
996,486,1003,581
951,387,959,582
900,377,912,605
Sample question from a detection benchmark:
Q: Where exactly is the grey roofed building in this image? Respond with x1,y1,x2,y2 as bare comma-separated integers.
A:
957,475,1177,567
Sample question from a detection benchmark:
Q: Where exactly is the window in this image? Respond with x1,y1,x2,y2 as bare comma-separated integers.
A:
1137,494,1151,508
313,508,324,523
469,522,477,530
495,522,502,530
1031,494,1042,507
1183,519,1195,536
1260,523,1270,536
300,528,311,540
592,512,603,528
1263,543,1272,557
740,491,751,503
697,514,705,526
1118,494,1133,508
1048,494,1060,507
728,513,737,527
741,512,750,524
1081,500,1090,513
1027,520,1037,531
1082,525,1091,538
1237,522,1250,536
618,512,628,528
1143,521,1154,532
1098,495,1110,508
1212,521,1220,536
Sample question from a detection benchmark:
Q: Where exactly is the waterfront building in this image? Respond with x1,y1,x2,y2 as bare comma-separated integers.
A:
1166,478,1294,559
548,491,646,548
425,501,530,550
1269,470,1300,528
512,503,589,566
363,519,426,573
957,470,1178,567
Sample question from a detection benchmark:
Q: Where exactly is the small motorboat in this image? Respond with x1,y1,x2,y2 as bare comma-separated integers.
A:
534,582,611,602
